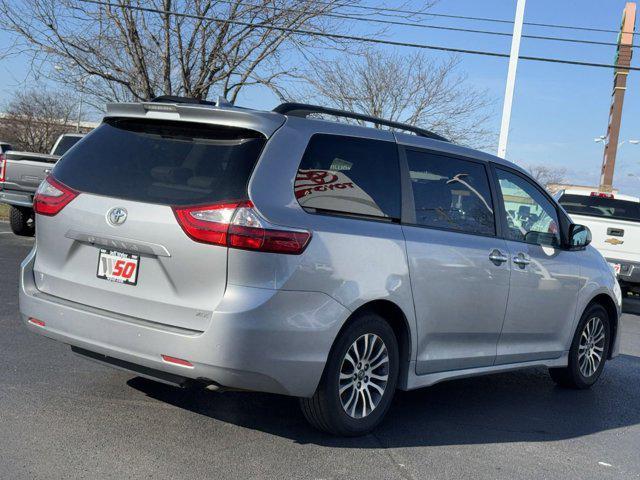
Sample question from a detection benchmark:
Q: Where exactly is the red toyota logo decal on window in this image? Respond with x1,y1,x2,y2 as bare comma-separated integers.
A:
295,169,357,199
295,170,339,188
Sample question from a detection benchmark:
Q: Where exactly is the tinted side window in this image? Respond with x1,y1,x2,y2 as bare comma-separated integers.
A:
295,134,401,219
496,169,560,247
406,150,495,236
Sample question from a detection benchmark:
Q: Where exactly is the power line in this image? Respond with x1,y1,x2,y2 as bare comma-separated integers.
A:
214,0,640,48
78,0,640,72
326,0,637,35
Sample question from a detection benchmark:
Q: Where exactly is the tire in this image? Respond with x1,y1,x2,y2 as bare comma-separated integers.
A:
621,286,630,298
300,312,399,436
549,304,610,389
9,206,35,237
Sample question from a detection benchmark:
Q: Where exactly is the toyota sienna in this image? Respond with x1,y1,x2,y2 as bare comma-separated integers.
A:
19,97,622,436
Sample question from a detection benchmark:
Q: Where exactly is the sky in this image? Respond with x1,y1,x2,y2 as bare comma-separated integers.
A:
0,0,639,195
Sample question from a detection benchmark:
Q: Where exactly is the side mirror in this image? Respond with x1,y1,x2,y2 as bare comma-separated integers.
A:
568,224,592,250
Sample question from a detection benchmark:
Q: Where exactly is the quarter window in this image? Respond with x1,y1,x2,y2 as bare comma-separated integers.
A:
295,134,401,219
496,169,560,247
406,150,495,236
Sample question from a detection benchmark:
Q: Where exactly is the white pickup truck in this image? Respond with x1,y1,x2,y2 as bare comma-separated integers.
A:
556,188,640,295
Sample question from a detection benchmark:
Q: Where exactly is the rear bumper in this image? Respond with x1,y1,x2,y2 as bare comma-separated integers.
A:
0,189,33,208
605,257,640,285
19,248,349,397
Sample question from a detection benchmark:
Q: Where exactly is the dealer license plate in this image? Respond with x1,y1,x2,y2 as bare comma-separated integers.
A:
96,249,140,285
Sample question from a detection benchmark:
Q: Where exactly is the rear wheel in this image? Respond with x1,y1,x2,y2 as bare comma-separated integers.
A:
549,304,610,389
300,312,399,436
620,284,630,298
9,206,35,237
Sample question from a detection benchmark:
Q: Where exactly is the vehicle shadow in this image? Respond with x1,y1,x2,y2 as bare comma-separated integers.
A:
128,353,640,448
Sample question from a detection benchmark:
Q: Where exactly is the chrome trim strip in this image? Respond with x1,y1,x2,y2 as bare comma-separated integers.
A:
65,230,171,257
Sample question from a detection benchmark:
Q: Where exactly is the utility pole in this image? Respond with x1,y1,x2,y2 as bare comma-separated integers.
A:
599,2,636,191
497,0,526,159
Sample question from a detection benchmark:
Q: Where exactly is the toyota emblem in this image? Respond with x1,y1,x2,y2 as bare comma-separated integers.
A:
107,207,128,226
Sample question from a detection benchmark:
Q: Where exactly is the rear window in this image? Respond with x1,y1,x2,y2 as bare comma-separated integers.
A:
52,135,83,156
295,134,401,220
53,118,266,206
559,194,640,223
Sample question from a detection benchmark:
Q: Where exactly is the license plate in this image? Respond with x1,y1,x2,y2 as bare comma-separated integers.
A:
608,262,621,275
97,249,140,285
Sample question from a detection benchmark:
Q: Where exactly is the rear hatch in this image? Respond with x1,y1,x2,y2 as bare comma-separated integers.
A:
33,116,267,331
559,193,640,262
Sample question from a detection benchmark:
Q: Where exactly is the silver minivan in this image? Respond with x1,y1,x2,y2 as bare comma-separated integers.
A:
20,98,622,436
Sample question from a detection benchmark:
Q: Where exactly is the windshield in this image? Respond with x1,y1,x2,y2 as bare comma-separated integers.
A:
53,118,266,206
559,193,640,223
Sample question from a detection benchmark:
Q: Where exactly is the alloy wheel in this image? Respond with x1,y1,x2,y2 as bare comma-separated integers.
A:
578,316,606,378
338,333,389,419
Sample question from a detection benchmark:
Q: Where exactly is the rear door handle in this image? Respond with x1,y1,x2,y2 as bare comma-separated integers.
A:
513,253,531,267
489,249,508,264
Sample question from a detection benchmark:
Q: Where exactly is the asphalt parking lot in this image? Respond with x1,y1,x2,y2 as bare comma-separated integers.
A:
1,221,639,480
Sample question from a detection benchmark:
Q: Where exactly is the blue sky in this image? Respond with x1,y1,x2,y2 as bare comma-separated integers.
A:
1,0,639,195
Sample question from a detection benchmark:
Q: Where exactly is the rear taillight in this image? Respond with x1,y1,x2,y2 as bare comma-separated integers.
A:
33,175,79,216
0,154,6,182
173,200,311,255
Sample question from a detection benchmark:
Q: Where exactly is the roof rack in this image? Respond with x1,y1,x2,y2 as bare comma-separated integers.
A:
273,103,449,142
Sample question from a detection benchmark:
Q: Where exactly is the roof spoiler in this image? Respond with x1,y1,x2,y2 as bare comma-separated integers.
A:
105,99,285,137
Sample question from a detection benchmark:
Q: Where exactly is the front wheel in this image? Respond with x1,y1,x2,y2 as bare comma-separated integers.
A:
549,304,610,389
300,313,399,436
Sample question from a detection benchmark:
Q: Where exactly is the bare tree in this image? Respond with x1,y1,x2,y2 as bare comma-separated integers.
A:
287,49,494,147
0,0,431,106
526,164,567,187
0,89,78,152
